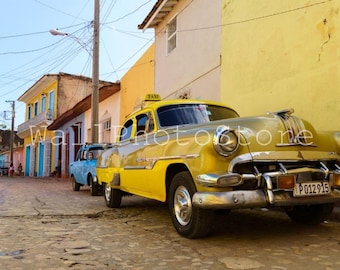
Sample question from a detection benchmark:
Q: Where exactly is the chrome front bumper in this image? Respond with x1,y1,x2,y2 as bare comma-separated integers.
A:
192,189,340,209
194,160,340,209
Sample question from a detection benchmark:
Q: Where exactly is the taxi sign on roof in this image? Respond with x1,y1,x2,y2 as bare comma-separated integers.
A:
144,93,161,101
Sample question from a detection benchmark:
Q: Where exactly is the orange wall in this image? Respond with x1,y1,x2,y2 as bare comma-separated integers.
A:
119,44,155,124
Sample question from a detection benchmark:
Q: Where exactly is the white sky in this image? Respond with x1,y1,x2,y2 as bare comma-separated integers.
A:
0,0,156,129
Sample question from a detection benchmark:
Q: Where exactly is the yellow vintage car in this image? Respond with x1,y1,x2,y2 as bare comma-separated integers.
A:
96,96,340,238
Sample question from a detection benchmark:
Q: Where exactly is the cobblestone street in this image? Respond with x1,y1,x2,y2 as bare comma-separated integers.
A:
0,176,340,270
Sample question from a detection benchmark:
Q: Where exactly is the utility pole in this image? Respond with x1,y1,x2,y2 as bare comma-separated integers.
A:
50,0,99,143
91,0,100,143
5,100,15,164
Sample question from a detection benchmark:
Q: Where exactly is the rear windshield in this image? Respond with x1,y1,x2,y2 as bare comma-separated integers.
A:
157,104,239,127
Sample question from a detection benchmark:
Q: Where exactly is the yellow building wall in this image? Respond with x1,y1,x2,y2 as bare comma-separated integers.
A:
24,81,58,120
23,81,58,175
221,0,340,130
119,44,155,124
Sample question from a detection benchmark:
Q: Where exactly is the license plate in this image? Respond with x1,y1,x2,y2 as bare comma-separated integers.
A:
293,182,330,197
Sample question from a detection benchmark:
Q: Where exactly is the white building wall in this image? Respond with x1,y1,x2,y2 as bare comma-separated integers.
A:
154,0,221,101
84,91,121,143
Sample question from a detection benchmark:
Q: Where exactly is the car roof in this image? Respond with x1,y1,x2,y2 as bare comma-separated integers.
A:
83,143,109,149
125,99,238,119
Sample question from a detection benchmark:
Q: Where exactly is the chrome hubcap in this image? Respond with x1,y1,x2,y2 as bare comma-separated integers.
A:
105,185,111,201
89,178,93,190
174,185,192,226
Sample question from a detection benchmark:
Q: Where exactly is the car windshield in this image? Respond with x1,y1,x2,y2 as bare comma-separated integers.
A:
88,148,105,160
157,104,239,127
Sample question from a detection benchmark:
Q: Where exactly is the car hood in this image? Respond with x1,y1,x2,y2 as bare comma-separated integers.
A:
207,111,340,159
97,110,340,169
168,110,340,159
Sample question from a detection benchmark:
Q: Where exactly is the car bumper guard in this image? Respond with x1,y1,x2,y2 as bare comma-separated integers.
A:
192,189,340,209
194,161,340,209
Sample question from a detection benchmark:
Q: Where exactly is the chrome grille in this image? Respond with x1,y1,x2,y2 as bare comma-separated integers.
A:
272,109,309,145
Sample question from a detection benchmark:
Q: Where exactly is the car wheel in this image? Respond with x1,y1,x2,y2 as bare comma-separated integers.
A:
89,175,99,196
285,203,334,225
104,182,122,208
71,175,81,191
169,171,214,238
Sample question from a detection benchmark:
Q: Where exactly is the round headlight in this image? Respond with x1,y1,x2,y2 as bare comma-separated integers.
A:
213,126,239,156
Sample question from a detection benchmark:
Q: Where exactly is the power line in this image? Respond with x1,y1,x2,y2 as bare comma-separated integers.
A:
33,0,91,22
0,31,48,39
101,0,118,24
0,22,88,40
104,0,154,24
0,40,62,55
163,0,332,34
0,1,156,100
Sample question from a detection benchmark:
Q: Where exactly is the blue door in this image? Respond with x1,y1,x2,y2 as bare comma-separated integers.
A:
38,143,44,177
49,91,54,118
25,146,30,176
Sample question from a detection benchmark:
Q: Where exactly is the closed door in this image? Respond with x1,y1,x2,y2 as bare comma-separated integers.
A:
25,146,30,176
38,143,44,177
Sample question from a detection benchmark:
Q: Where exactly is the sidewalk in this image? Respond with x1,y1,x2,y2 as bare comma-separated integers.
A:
1,175,339,223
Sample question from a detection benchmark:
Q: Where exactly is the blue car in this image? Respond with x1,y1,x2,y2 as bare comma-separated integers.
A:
69,144,109,196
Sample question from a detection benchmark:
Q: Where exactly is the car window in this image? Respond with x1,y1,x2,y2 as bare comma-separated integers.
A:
157,104,239,127
146,114,154,132
136,112,154,136
136,114,147,136
120,119,133,141
75,150,82,161
82,150,87,160
88,148,104,160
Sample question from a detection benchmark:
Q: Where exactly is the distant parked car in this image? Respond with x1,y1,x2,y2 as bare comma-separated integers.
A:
96,95,340,238
69,143,110,196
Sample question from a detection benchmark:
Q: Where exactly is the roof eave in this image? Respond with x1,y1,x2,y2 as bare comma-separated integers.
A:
47,83,120,130
138,0,178,31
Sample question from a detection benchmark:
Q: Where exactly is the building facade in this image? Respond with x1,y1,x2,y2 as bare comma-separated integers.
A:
0,130,24,175
119,43,155,124
140,0,339,131
220,0,340,131
17,73,113,177
48,84,120,178
17,42,155,179
139,0,221,102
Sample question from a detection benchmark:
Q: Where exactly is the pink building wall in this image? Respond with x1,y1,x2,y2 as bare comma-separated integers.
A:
2,146,24,174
